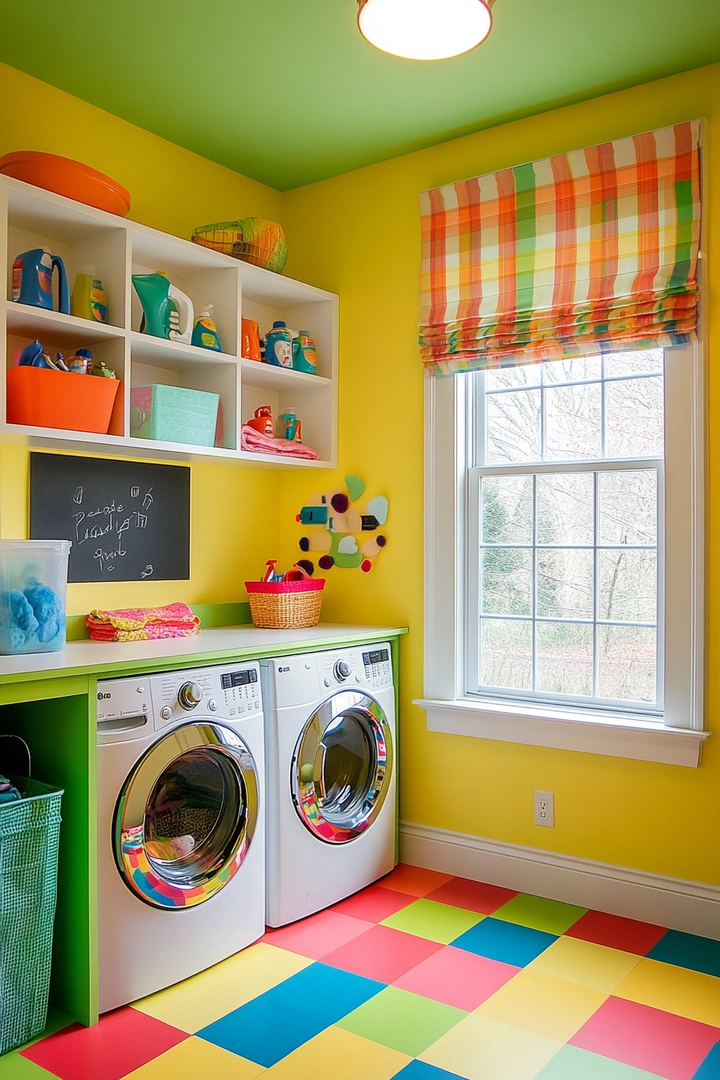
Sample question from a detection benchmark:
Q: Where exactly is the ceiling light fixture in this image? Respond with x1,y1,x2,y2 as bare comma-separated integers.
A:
357,0,494,61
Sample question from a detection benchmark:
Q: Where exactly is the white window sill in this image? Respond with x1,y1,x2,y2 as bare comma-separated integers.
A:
414,697,711,767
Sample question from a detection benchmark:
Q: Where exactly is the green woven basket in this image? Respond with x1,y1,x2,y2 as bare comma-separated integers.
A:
0,740,63,1056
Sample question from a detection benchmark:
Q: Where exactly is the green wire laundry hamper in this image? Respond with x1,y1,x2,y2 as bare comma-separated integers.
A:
0,735,63,1055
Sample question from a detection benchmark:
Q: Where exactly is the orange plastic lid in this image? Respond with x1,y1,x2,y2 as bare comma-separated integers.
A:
0,151,131,217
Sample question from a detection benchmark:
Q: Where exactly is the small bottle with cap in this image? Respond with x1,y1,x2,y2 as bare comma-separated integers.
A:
277,408,297,441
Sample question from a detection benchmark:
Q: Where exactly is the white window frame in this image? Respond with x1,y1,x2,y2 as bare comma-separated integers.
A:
415,344,710,767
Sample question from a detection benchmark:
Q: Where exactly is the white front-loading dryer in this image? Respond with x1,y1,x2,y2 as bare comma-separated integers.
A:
262,643,395,927
97,661,265,1013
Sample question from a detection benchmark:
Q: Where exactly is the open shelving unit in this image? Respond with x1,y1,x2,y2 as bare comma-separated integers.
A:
0,176,338,467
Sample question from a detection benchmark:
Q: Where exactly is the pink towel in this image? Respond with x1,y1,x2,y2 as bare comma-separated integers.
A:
241,424,319,460
87,602,200,641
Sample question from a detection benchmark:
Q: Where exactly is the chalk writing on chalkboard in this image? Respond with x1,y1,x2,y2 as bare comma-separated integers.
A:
30,453,190,582
71,485,156,575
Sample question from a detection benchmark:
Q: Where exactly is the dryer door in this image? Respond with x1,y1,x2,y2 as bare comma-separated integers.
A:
114,721,258,909
291,690,393,843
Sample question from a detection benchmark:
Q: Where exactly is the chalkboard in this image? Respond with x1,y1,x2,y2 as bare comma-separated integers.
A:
30,453,190,582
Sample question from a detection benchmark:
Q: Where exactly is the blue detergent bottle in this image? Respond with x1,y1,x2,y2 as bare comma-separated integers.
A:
265,321,294,367
12,248,70,313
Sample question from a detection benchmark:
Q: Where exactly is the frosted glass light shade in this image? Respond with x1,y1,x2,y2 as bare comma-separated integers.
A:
357,0,494,61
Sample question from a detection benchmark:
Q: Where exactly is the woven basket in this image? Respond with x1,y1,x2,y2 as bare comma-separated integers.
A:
245,578,324,629
192,218,288,274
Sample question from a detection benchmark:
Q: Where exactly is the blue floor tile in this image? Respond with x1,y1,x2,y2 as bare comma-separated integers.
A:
394,1062,466,1080
452,917,556,967
694,1041,720,1079
648,930,720,978
198,961,385,1066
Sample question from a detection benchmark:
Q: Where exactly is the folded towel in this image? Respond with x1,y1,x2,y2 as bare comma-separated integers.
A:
87,602,200,642
241,424,319,460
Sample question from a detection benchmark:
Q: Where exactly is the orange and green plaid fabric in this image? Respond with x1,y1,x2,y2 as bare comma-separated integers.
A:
419,120,701,374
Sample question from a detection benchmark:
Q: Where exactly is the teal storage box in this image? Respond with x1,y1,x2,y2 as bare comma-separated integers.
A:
130,384,220,447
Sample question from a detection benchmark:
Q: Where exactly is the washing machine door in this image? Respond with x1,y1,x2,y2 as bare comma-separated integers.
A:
291,690,393,844
113,721,258,909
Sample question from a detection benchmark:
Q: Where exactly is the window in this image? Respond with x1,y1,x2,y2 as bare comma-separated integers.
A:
469,350,663,713
418,344,707,767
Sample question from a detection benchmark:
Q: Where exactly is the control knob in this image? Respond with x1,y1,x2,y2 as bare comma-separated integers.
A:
178,681,203,710
334,660,351,682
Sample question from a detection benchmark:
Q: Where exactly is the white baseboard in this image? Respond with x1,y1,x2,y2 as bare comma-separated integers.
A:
400,821,720,941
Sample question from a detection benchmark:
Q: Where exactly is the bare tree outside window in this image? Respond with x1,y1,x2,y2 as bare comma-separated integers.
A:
470,350,663,708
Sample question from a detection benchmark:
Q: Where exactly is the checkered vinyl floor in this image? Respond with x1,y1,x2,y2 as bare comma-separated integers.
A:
8,864,720,1080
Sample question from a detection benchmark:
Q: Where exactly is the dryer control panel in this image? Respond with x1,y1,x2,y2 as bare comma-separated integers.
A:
319,642,393,691
97,661,262,734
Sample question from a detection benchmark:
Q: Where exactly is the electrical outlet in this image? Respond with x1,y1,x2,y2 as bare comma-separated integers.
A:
534,789,554,827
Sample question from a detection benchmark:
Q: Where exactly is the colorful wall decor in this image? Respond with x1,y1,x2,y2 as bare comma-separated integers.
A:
296,475,388,573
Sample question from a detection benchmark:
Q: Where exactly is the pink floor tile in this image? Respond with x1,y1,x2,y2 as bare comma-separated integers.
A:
426,877,518,915
21,1007,188,1080
394,944,520,1011
565,910,667,955
332,884,418,922
569,996,720,1080
261,908,374,959
323,923,444,982
379,864,455,897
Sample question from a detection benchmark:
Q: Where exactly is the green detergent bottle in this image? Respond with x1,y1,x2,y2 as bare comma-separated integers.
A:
191,304,222,351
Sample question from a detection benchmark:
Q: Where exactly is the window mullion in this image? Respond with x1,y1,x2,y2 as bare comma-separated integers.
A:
593,470,599,699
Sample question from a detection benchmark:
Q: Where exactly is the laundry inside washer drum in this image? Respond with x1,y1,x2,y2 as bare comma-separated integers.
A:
144,748,245,882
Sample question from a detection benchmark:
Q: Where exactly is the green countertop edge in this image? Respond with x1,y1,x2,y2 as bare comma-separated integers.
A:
65,601,252,641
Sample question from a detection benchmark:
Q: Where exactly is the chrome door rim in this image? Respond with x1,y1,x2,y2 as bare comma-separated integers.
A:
291,690,392,844
113,721,258,909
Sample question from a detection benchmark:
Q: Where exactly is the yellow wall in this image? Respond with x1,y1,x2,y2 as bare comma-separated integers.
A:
0,62,285,612
280,62,720,886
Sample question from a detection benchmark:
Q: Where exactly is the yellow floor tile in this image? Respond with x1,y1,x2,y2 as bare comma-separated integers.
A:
122,1036,265,1079
526,935,642,993
614,957,720,1027
475,968,607,1043
264,1026,411,1080
420,1013,561,1080
132,943,312,1033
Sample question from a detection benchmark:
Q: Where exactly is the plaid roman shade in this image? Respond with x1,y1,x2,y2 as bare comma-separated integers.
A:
419,120,701,374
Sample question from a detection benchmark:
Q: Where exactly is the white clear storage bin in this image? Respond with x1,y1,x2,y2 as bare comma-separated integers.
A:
0,541,71,655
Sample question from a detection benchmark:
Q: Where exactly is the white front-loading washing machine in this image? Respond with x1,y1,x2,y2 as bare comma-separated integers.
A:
262,643,395,927
97,661,264,1013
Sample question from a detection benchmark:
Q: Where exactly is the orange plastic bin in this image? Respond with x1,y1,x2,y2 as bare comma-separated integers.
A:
7,367,121,434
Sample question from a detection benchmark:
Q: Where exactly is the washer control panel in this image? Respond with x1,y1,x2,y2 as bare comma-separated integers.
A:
97,661,262,733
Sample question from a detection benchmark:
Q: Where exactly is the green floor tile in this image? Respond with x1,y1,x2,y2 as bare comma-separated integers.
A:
492,894,587,935
0,1053,56,1078
535,1045,663,1078
337,986,467,1057
381,899,485,944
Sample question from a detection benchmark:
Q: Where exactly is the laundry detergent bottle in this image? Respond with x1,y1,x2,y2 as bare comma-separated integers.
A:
12,248,70,313
265,321,293,368
191,304,222,351
292,330,318,375
71,267,108,323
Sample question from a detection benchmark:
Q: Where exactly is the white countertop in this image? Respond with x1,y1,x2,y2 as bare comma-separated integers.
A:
0,624,406,684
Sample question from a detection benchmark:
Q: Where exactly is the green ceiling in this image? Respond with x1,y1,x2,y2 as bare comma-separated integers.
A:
1,0,719,190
